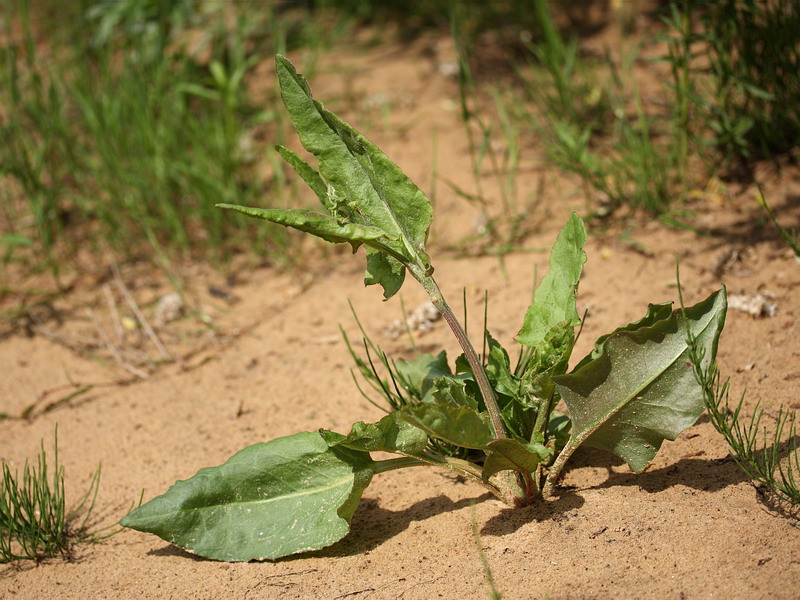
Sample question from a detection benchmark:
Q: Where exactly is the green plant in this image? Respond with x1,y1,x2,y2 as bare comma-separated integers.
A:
0,0,290,280
756,187,800,259
522,0,690,216
682,279,798,507
697,0,800,163
445,14,531,254
1,429,114,563
121,56,727,562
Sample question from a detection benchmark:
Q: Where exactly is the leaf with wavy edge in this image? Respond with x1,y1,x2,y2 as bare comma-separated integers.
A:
400,403,493,450
217,205,395,254
322,413,428,455
552,289,727,473
483,438,551,480
275,54,432,297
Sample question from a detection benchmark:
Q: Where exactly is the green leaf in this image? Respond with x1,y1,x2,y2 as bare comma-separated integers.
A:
0,233,33,247
393,351,452,402
573,302,673,372
121,432,375,561
274,145,328,205
322,413,428,455
484,332,519,399
517,213,587,347
400,403,493,450
429,375,480,411
275,55,432,297
483,438,551,480
364,250,405,300
554,289,727,472
216,204,393,253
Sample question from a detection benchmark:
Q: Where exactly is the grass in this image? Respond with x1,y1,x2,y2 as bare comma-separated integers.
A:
0,0,345,288
1,428,116,563
516,0,690,217
697,0,800,165
681,277,799,509
756,186,800,259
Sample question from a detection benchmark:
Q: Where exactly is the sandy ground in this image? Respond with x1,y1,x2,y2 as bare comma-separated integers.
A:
3,30,800,600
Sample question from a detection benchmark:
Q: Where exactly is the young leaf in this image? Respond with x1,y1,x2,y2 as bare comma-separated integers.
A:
517,213,587,347
483,438,552,480
400,403,493,450
553,289,727,473
322,413,428,455
393,351,452,399
121,432,375,562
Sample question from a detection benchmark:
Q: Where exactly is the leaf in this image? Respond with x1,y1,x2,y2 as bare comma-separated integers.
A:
275,54,432,297
484,332,519,399
400,403,493,450
517,213,587,347
364,250,405,300
429,375,480,411
483,438,551,480
554,289,727,472
573,302,673,372
121,432,375,561
216,204,393,254
393,351,452,402
322,413,428,455
275,145,328,205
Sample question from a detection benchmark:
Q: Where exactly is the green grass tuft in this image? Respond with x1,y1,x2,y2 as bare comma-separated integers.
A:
1,428,117,563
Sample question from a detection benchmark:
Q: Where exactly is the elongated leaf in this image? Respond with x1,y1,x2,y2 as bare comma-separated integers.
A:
276,55,432,295
275,145,328,205
400,403,492,449
517,213,587,347
217,204,394,253
322,413,428,455
554,289,727,472
483,438,551,480
121,432,375,561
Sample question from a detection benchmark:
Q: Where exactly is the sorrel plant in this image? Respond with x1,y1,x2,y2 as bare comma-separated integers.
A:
121,56,727,561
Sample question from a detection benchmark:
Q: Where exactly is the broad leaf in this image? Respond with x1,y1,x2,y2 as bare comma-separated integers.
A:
275,55,432,296
429,375,480,411
484,332,520,399
483,438,551,480
322,413,427,455
217,205,394,254
121,432,375,561
517,213,587,347
554,289,727,472
400,403,493,450
573,302,673,372
393,351,452,402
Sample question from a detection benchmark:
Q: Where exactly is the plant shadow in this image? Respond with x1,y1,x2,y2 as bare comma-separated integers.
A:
307,493,495,560
480,491,586,537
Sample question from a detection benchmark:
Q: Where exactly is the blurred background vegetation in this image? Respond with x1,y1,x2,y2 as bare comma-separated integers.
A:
1,0,798,298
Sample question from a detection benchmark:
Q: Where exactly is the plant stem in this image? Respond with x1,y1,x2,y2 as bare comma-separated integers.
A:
372,456,430,474
420,276,508,440
542,441,576,498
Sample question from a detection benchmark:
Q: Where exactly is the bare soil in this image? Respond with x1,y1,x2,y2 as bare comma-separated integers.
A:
3,30,800,600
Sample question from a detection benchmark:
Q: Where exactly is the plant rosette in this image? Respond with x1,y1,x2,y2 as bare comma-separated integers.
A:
121,55,727,562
